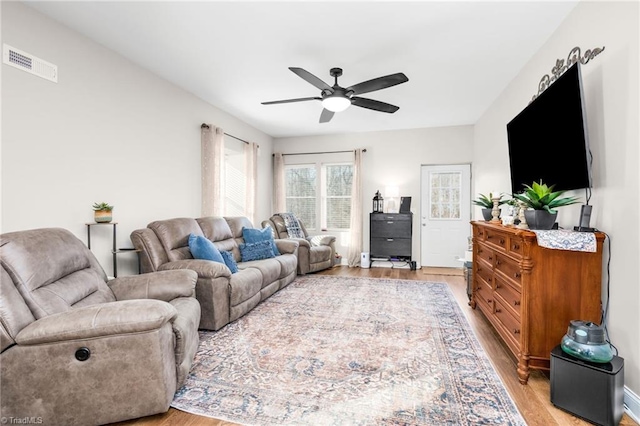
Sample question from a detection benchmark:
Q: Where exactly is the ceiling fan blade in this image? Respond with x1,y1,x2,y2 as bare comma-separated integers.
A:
289,67,333,91
319,108,335,123
262,97,321,105
347,73,408,96
351,97,400,113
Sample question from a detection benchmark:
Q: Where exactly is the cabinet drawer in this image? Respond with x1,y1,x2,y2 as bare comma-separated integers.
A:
476,244,494,266
371,214,411,222
495,253,522,287
485,228,509,252
370,237,411,257
495,274,521,317
371,220,411,238
494,297,522,346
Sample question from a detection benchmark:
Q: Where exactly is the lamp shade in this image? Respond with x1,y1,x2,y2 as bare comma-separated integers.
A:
322,95,351,112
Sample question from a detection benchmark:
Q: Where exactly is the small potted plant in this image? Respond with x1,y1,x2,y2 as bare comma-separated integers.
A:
512,181,579,229
473,192,508,221
92,202,114,223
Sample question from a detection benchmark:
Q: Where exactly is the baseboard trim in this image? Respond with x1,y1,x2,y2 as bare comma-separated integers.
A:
625,386,640,423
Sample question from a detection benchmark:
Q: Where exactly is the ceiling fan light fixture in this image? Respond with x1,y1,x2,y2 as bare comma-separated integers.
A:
322,95,351,112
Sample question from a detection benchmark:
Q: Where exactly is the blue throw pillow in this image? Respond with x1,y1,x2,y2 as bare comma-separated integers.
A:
239,240,275,262
242,226,281,256
220,250,239,274
188,234,224,264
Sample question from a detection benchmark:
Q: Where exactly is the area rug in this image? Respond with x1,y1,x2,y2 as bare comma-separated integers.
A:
172,275,525,425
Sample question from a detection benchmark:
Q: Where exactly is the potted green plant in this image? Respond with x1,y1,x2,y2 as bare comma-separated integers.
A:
92,202,114,223
512,181,579,230
473,193,508,221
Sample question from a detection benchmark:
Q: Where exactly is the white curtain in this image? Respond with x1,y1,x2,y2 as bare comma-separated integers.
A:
273,153,286,213
201,125,225,216
348,149,363,267
244,141,258,224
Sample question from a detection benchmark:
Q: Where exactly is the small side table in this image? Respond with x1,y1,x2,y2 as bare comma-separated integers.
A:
86,223,140,277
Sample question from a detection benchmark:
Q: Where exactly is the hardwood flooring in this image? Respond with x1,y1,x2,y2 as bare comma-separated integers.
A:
114,267,637,426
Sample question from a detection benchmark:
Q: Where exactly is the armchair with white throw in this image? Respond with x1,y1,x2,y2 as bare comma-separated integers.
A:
262,213,336,274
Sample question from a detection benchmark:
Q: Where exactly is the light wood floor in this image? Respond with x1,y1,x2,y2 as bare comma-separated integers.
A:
114,267,637,426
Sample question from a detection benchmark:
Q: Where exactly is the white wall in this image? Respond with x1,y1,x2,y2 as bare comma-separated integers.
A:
274,126,474,265
1,2,274,275
474,1,639,398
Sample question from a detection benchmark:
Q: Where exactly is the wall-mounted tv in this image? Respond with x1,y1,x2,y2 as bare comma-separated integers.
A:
507,62,591,194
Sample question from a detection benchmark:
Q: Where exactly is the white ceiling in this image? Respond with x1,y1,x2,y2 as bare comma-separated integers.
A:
25,1,578,138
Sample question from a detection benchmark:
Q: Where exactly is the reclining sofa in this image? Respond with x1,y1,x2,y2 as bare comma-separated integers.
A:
131,216,299,331
0,228,201,425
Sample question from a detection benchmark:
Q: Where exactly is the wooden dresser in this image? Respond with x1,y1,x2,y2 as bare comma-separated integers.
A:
470,221,604,384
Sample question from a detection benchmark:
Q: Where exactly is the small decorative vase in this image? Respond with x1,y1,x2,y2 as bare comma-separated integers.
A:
524,210,557,230
94,210,113,223
481,208,494,221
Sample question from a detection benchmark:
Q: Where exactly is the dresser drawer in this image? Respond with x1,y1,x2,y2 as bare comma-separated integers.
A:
485,228,509,253
476,243,494,266
495,253,522,287
508,237,523,258
494,297,522,348
474,225,487,241
475,279,494,309
475,263,494,287
495,274,521,317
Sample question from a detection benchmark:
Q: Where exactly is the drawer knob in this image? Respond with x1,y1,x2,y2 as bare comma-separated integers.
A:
496,260,501,265
514,272,521,278
487,299,492,303
495,308,502,313
479,231,484,236
499,238,505,244
513,244,520,250
487,278,492,282
386,238,394,242
514,300,521,306
478,249,483,254
496,284,501,289
488,256,493,261
513,329,521,334
386,221,394,224
487,235,492,239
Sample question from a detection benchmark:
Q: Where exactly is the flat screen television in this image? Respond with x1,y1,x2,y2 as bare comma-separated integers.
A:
506,62,591,194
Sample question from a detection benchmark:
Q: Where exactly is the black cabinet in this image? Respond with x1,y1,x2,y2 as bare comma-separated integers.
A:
370,213,412,261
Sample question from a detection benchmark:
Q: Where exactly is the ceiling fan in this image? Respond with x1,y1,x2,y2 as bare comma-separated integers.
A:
262,67,409,123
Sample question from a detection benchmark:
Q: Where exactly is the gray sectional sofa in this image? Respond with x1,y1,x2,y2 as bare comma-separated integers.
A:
131,216,299,331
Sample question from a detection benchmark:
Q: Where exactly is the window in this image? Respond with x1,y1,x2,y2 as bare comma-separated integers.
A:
429,171,461,219
323,164,352,229
285,166,316,229
285,162,353,231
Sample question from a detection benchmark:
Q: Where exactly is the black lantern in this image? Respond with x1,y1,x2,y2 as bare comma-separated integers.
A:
373,190,384,213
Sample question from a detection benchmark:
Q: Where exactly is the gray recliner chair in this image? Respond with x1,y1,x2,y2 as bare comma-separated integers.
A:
262,214,336,274
0,228,201,426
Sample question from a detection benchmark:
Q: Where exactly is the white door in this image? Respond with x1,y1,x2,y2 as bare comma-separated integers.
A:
420,164,471,267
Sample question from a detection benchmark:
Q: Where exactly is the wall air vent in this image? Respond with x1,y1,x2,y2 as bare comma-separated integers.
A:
3,44,57,83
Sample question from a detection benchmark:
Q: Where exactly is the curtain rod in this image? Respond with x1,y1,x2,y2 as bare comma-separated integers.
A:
274,149,367,157
200,123,257,147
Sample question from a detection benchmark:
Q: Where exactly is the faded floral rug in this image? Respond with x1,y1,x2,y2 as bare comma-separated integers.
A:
172,275,525,425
